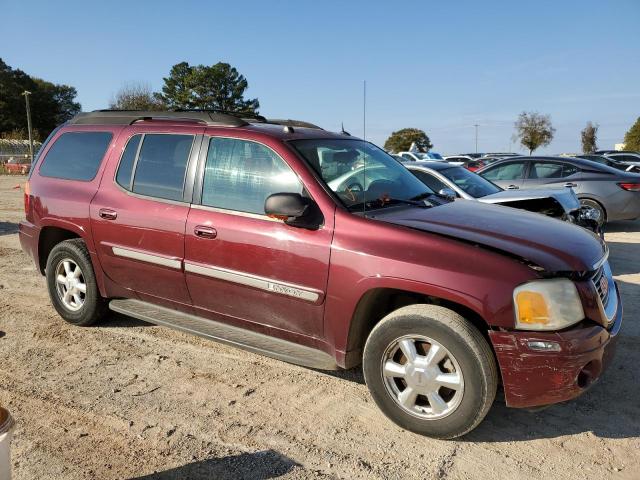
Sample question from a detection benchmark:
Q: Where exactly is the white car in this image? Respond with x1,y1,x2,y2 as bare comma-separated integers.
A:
397,151,445,162
443,155,473,166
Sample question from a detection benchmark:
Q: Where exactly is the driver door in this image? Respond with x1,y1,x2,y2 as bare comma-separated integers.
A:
479,160,527,190
183,136,334,339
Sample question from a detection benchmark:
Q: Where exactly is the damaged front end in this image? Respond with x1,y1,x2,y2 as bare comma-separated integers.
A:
490,257,622,409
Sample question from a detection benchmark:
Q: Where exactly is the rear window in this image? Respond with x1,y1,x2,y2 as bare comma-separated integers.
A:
39,132,113,181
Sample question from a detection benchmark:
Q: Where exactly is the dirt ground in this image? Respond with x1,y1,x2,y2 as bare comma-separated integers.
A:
0,174,638,480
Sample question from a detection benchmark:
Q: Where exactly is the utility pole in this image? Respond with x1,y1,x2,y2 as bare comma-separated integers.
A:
22,91,34,163
473,124,479,153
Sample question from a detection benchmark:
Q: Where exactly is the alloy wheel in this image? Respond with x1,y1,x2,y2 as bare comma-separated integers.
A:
381,335,464,420
54,258,87,311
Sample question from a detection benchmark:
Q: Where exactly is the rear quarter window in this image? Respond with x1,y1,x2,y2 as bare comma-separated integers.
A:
39,132,113,181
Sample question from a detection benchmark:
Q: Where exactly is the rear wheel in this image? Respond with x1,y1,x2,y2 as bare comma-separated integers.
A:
363,304,497,439
45,239,108,326
580,198,606,227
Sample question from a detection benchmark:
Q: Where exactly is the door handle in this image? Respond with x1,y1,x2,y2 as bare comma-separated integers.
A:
98,208,117,220
564,182,577,188
506,185,519,190
194,225,217,239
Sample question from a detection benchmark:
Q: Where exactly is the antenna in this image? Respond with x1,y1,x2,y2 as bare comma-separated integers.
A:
363,80,367,217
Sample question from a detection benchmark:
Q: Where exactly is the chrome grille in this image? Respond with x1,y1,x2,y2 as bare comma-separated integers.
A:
592,265,610,307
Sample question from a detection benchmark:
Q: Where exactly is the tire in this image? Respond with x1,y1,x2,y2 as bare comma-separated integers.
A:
579,198,606,227
363,304,497,439
45,239,108,326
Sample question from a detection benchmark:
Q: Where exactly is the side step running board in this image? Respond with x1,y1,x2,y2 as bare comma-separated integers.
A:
109,299,338,370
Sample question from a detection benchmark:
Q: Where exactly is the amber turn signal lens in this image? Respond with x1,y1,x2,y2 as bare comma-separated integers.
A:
515,291,549,325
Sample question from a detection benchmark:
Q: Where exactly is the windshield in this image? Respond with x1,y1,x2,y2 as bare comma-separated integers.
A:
439,166,501,198
289,139,435,210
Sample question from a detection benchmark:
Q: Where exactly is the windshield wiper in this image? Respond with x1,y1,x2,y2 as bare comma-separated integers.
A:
410,191,438,201
348,197,432,211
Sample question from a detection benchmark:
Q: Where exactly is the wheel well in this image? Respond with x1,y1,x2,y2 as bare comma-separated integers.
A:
345,288,491,368
579,196,607,217
37,227,80,274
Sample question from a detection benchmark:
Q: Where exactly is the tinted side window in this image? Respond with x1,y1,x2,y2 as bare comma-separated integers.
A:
411,170,448,192
529,162,577,179
613,155,639,162
481,162,525,181
115,135,142,189
202,137,303,215
132,134,193,201
39,132,113,181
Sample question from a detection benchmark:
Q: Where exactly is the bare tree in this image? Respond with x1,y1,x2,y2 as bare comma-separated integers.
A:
514,112,555,155
581,122,598,154
109,82,166,110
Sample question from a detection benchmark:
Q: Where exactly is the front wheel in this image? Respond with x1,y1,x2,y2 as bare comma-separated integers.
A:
363,304,497,439
45,239,108,326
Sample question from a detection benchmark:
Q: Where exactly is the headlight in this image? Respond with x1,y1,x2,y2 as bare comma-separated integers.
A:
513,278,584,331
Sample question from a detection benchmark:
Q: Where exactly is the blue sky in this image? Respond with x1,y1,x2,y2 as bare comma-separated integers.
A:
3,0,639,154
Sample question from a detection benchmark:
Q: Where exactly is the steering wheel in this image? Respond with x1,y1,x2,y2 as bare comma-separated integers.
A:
346,182,364,192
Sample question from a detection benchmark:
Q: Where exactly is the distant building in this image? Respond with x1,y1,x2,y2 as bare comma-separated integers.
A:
614,143,626,151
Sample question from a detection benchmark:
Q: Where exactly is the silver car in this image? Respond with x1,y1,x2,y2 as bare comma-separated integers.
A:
403,161,598,233
477,156,640,226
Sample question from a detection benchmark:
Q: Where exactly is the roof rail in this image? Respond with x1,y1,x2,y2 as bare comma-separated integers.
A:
173,109,269,123
68,109,251,127
266,119,324,130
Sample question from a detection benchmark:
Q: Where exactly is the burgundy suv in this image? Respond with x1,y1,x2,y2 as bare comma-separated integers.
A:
19,110,622,438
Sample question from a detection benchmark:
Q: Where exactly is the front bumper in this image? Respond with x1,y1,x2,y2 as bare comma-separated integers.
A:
489,283,622,408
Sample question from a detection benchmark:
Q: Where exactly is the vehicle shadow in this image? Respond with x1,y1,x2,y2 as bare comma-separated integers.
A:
608,240,640,275
97,311,152,328
465,277,640,442
129,450,300,480
318,366,366,385
0,222,18,236
605,220,640,234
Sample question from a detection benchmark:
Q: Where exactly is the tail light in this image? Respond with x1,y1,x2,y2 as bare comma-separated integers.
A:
24,180,31,218
618,182,640,192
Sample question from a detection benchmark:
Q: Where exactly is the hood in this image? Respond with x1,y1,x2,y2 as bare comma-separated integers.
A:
480,188,580,212
371,201,605,272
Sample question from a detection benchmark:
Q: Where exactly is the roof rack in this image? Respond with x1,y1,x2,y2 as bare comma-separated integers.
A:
265,119,324,130
68,109,253,127
68,110,324,131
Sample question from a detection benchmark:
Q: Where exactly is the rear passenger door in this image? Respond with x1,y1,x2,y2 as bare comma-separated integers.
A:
479,161,527,189
524,161,581,191
90,125,204,310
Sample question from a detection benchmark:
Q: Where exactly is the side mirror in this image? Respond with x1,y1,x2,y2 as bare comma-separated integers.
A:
264,193,323,230
438,188,457,201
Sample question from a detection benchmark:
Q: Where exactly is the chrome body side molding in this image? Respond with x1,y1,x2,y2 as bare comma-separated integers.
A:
111,246,182,270
184,261,322,303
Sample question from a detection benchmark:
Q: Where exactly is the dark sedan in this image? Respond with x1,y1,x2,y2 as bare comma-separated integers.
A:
477,156,640,225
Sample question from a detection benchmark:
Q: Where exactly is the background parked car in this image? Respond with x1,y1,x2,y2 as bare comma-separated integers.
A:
443,155,471,165
404,161,600,233
398,151,445,162
477,156,640,226
444,156,491,172
1,157,30,174
596,151,640,171
483,152,520,159
574,154,640,173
